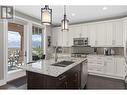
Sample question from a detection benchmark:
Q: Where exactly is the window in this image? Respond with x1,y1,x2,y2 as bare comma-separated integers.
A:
8,23,24,72
32,26,43,61
8,31,21,71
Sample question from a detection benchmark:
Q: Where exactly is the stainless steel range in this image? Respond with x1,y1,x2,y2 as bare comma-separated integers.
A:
71,37,94,57
71,45,93,55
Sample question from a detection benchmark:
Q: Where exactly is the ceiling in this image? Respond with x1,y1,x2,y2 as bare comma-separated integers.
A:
15,6,127,26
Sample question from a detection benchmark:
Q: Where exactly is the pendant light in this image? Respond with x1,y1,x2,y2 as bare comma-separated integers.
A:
61,5,69,31
41,5,52,25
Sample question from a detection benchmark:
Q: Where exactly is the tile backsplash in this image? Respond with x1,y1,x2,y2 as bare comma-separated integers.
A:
91,47,124,56
52,46,124,56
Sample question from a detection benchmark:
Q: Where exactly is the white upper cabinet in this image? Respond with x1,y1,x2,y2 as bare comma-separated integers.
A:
81,24,88,37
52,27,72,47
52,27,62,47
71,24,82,38
112,20,123,47
96,23,107,46
105,22,113,46
68,27,74,46
88,19,124,47
52,19,124,47
61,31,69,47
52,27,58,46
87,24,97,46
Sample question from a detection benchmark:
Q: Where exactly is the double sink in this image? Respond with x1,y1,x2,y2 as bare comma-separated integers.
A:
52,61,74,67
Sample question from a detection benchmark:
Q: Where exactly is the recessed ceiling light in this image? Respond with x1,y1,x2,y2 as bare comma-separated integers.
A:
71,13,75,16
103,7,108,10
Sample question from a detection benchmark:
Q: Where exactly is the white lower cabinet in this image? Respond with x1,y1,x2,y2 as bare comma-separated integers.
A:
104,57,115,76
115,57,126,78
88,55,126,80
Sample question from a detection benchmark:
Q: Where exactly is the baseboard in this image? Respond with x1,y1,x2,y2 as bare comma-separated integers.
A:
0,79,6,86
88,72,124,80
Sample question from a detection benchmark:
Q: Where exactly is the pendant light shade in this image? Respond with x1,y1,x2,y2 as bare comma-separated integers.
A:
41,5,52,25
61,6,69,31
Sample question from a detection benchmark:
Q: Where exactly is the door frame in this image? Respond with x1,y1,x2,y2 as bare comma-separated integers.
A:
0,14,44,86
7,18,28,81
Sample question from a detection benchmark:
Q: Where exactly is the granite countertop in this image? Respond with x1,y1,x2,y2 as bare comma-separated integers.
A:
20,57,86,77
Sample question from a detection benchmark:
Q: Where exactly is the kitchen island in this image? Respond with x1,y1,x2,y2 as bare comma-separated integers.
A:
21,57,87,89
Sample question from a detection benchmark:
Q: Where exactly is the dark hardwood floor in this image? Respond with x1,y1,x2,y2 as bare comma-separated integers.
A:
86,75,125,89
0,76,27,89
0,75,125,89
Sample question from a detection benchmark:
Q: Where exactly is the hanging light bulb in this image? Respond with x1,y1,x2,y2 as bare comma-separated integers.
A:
41,5,52,25
61,5,69,31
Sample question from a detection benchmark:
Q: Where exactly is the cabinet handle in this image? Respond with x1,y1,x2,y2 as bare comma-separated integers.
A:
59,75,66,80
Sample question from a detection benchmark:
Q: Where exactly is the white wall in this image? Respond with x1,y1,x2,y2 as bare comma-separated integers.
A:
0,21,4,80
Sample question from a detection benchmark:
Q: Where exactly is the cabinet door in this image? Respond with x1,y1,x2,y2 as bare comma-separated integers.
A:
57,80,67,89
61,31,67,47
96,23,107,46
81,24,88,37
105,22,113,46
71,25,82,38
88,24,97,46
68,27,73,46
67,71,80,89
115,57,126,78
105,57,115,75
52,27,70,47
112,21,123,46
52,28,58,46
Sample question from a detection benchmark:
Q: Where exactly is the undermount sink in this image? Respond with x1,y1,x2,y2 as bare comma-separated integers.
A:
51,61,74,67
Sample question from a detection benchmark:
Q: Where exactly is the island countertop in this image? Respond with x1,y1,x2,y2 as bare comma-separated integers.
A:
20,57,86,77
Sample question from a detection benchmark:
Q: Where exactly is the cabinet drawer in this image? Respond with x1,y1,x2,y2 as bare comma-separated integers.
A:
87,57,97,61
88,61,96,65
88,64,104,73
88,60,104,66
96,62,104,66
88,59,96,63
105,57,114,61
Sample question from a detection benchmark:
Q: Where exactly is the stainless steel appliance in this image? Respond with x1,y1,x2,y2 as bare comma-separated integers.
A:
73,37,88,46
71,46,94,57
81,59,88,89
72,37,93,57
